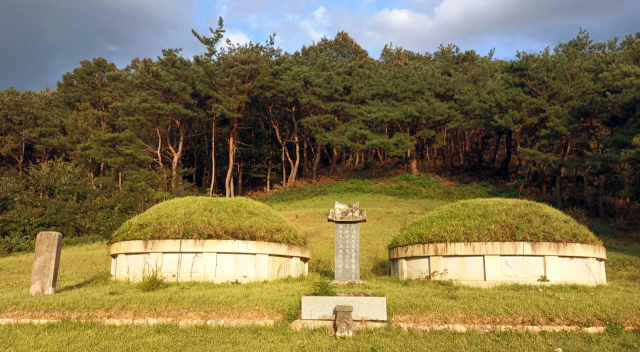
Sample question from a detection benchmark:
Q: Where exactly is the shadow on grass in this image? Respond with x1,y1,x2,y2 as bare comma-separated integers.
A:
309,258,334,279
606,246,640,260
57,272,112,293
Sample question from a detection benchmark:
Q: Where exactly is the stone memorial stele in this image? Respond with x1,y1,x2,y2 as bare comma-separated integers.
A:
297,203,387,336
328,202,366,282
30,231,62,296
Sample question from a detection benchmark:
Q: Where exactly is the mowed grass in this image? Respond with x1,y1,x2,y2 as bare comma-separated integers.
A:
2,323,640,352
270,193,449,275
1,192,640,327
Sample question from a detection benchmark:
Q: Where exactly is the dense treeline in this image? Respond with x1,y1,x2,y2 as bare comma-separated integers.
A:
1,20,639,253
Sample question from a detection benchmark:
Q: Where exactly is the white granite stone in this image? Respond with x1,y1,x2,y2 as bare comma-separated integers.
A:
442,256,485,281
301,296,387,321
406,257,430,279
501,256,545,281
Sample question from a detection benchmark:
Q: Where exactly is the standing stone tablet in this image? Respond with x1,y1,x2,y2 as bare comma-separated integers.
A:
328,202,366,281
30,231,62,295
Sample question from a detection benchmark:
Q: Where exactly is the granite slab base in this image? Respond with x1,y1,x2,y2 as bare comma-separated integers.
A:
301,296,387,321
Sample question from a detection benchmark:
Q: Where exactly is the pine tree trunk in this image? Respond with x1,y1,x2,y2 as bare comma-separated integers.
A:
225,118,237,198
303,137,308,179
312,142,321,182
491,133,502,169
287,110,300,186
209,117,216,196
238,164,243,196
281,145,287,186
266,160,271,191
330,148,339,176
410,149,419,176
156,127,163,168
555,171,564,210
169,127,185,191
500,132,513,179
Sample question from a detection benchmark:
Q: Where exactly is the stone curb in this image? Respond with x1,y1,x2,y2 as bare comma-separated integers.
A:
396,323,611,333
1,318,634,334
290,320,635,334
0,318,279,327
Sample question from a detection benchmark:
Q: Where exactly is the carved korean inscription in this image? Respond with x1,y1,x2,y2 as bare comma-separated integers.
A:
334,223,360,280
329,202,366,281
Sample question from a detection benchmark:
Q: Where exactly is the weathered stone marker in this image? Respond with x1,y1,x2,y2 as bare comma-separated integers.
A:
328,202,366,281
30,231,62,296
334,305,354,337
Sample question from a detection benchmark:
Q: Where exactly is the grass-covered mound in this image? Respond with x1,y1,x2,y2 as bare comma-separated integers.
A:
388,198,602,248
111,197,306,245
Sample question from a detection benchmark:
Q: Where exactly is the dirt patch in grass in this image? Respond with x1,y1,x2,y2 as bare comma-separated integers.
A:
0,309,281,321
392,314,640,328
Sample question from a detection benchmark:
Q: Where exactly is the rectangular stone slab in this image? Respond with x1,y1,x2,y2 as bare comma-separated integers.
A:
301,296,387,321
335,223,360,280
30,232,62,295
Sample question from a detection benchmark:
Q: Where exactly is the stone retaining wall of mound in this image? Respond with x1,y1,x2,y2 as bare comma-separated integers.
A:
110,240,310,283
389,242,606,287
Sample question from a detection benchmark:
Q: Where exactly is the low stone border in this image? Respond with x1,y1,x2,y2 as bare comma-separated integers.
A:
291,320,633,334
110,239,310,283
389,242,606,260
2,318,634,334
389,242,607,286
0,318,279,327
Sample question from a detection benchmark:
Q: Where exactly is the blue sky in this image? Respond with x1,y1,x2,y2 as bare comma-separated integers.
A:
1,0,639,91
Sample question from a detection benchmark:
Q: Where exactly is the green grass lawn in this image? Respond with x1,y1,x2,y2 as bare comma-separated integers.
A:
271,193,449,275
1,323,639,352
1,191,639,328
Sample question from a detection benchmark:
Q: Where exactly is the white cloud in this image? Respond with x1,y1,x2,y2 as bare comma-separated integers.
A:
362,0,640,56
299,6,332,42
300,20,324,42
314,6,327,22
226,31,251,46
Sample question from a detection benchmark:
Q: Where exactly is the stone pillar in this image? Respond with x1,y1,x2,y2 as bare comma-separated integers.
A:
328,202,366,281
334,305,354,337
30,231,62,296
398,258,408,280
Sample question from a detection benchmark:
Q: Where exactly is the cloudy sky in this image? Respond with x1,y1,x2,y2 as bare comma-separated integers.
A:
2,0,639,91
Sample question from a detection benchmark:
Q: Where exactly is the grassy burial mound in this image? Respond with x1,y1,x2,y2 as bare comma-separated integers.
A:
389,198,602,248
111,197,306,245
